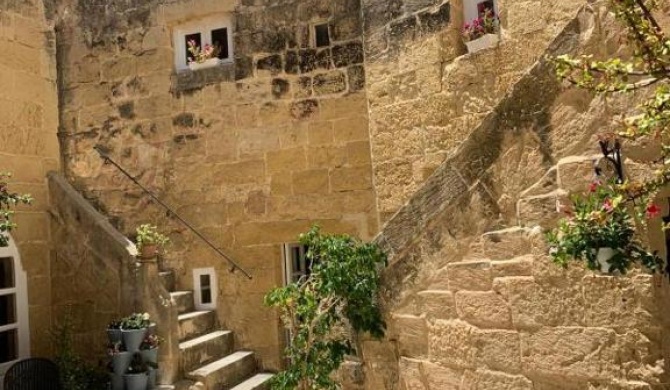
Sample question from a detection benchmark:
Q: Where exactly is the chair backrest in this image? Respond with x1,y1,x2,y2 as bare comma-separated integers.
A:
3,358,61,390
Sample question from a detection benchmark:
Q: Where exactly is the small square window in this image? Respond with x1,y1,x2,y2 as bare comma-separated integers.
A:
185,32,202,66
477,0,495,16
314,23,330,48
211,28,229,60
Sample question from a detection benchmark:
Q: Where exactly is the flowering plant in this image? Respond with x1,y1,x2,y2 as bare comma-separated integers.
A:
140,334,162,350
107,341,123,356
121,313,151,330
187,40,220,64
0,172,32,247
547,178,660,274
462,9,498,42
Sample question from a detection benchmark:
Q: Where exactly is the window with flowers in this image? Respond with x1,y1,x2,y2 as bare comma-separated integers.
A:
173,14,234,71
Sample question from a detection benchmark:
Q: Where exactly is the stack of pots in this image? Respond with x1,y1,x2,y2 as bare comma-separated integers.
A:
107,314,159,390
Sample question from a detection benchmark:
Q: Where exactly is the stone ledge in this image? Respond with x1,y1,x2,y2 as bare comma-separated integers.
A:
171,63,236,94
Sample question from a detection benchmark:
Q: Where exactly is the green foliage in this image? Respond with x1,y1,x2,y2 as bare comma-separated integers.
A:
120,312,152,329
547,180,660,273
51,315,108,390
0,172,32,247
135,224,169,251
549,0,670,272
264,226,387,390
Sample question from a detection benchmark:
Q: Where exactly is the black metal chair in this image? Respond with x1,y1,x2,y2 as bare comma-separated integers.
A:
3,358,61,390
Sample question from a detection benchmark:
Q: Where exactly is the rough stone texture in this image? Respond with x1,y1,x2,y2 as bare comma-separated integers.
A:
364,4,670,390
45,0,378,372
0,0,60,357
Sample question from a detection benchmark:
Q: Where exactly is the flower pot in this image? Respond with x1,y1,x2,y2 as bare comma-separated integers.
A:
146,322,157,336
111,351,133,376
596,247,617,273
188,58,220,71
109,373,124,390
122,328,147,352
465,33,499,53
140,244,158,259
141,347,158,365
124,372,149,390
107,328,122,344
148,367,157,389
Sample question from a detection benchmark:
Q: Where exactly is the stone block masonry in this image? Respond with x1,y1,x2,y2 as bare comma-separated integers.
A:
48,0,378,371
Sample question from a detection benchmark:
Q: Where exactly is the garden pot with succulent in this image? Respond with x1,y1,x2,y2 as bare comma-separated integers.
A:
121,312,151,352
135,224,169,260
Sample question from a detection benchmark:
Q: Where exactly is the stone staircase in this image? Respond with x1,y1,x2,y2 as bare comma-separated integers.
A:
159,271,273,390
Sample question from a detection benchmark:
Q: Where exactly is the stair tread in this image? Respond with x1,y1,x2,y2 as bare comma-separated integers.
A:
229,373,274,390
180,330,232,350
171,291,193,297
188,351,255,377
178,310,214,321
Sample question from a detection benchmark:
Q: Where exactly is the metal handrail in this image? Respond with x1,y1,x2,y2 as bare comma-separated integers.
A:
93,146,252,280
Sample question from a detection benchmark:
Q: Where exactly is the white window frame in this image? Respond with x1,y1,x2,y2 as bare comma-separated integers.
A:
463,0,498,25
193,268,217,311
0,234,30,387
282,243,310,285
311,21,331,48
172,14,235,71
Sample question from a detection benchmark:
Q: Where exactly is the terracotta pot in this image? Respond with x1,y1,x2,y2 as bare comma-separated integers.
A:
140,244,158,259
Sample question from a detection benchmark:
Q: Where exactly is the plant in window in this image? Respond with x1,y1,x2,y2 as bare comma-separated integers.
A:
187,40,220,64
547,176,660,273
264,226,387,390
0,172,32,247
462,9,498,42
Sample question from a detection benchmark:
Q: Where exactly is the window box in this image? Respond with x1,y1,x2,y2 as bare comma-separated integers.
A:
465,33,499,53
188,58,221,71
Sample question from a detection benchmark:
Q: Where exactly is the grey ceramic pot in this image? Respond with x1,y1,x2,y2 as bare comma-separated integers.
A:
124,372,149,390
112,351,132,376
122,328,147,353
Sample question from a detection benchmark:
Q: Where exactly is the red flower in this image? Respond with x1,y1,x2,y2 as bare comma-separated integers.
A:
646,203,661,219
588,180,600,193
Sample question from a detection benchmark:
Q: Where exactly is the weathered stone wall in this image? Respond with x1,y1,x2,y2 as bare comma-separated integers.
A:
50,0,377,369
48,173,137,362
360,5,670,389
0,0,59,357
361,0,590,222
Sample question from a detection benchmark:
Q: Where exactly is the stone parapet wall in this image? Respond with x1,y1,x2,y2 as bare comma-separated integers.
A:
0,0,59,357
360,0,591,222
363,5,670,389
48,0,378,370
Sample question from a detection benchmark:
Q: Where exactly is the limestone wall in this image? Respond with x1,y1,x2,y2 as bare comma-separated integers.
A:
0,0,59,356
361,5,670,389
50,0,377,369
360,0,590,222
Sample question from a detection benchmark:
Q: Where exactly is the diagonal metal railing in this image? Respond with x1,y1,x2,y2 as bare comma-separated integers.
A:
94,146,252,280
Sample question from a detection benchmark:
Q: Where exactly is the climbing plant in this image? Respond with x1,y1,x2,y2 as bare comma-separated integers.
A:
549,0,670,273
264,226,387,390
0,172,32,247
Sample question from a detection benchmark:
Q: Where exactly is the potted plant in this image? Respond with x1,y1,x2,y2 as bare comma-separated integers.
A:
107,341,132,378
547,179,661,274
107,319,123,344
0,172,32,248
141,334,162,389
187,40,221,71
462,9,499,53
124,353,150,390
135,224,169,259
121,312,151,352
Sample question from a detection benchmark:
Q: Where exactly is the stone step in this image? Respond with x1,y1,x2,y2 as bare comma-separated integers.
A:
187,351,256,390
160,270,176,292
171,291,196,314
229,373,274,390
180,330,234,372
178,311,216,341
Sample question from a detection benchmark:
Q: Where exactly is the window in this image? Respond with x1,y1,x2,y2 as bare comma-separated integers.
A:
173,14,234,71
0,237,30,384
283,243,312,284
313,23,330,48
464,0,497,24
193,268,217,311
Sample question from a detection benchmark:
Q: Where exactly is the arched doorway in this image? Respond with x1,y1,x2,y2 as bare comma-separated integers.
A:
0,235,30,386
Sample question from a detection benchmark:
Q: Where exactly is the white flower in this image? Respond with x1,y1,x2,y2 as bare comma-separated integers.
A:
142,313,150,321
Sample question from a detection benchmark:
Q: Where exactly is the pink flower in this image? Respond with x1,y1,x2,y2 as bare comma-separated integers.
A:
588,180,600,193
602,199,614,213
646,203,661,219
